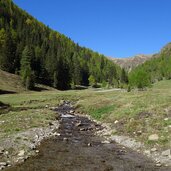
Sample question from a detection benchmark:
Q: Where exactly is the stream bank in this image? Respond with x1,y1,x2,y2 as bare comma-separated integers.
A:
4,101,170,171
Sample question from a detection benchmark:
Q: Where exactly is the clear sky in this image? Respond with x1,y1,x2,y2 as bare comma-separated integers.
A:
13,0,171,58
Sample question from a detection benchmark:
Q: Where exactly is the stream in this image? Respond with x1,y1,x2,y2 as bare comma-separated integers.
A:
5,102,170,171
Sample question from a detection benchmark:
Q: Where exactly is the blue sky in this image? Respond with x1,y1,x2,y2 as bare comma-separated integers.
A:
13,0,171,58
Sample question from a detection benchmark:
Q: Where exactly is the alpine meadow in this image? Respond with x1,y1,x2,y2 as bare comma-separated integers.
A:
0,0,171,170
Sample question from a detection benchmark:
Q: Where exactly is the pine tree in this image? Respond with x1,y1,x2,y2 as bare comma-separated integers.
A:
20,46,35,90
0,30,16,72
121,68,128,84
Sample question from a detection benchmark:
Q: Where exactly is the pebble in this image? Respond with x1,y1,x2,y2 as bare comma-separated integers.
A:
63,137,68,141
70,110,74,114
80,128,86,131
164,118,169,121
148,134,159,141
155,160,160,164
88,143,92,147
151,148,157,152
53,132,60,136
156,163,162,167
4,151,9,155
101,140,110,144
75,122,82,127
114,120,119,124
0,162,7,166
18,150,25,157
17,157,25,162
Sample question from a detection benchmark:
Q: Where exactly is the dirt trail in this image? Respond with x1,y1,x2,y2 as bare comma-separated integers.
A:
5,102,170,171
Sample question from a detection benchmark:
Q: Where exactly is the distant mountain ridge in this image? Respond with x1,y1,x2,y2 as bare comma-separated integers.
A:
110,54,153,71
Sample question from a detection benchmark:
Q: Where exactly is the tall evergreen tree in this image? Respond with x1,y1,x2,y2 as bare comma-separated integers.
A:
121,68,128,84
20,46,34,90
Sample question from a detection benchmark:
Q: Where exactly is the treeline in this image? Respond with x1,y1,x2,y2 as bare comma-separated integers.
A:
129,43,171,89
0,0,124,90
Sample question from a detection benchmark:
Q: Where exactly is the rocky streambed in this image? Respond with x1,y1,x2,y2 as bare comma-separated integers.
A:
3,101,170,171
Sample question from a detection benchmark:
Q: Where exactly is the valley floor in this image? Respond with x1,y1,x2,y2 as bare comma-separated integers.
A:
0,80,171,169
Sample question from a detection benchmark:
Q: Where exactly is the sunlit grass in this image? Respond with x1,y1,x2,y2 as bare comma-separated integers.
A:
0,80,171,148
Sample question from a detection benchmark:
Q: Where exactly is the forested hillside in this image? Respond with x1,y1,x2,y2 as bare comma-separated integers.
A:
129,43,171,89
0,0,122,90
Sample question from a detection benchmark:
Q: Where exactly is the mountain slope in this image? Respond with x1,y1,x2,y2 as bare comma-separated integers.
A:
0,69,24,93
111,54,153,71
0,0,122,90
129,43,171,87
0,69,56,93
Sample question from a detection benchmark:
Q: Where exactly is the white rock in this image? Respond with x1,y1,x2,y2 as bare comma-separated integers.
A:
151,148,157,152
114,120,119,124
87,143,92,147
101,140,110,144
148,134,159,141
4,151,9,155
144,150,151,155
156,163,162,167
155,160,160,164
35,150,39,153
161,149,171,156
70,110,74,114
0,162,7,166
50,107,56,110
18,150,25,157
164,118,169,121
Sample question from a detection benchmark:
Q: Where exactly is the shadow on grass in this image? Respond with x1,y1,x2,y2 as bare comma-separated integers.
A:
0,90,16,95
71,85,88,90
33,86,48,92
0,101,11,114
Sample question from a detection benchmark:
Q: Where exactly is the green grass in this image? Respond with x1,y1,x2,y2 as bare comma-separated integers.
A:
89,105,115,120
0,80,171,149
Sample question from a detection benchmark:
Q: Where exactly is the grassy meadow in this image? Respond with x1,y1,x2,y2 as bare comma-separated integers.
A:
0,80,171,149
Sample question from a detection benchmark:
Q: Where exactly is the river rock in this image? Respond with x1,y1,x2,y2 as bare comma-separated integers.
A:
114,120,119,124
101,140,110,144
18,150,25,157
151,148,157,152
0,166,5,170
144,150,151,155
148,134,159,141
156,163,162,167
0,162,7,166
63,137,68,141
75,121,82,127
70,110,74,114
35,150,39,153
161,149,171,156
88,143,92,147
